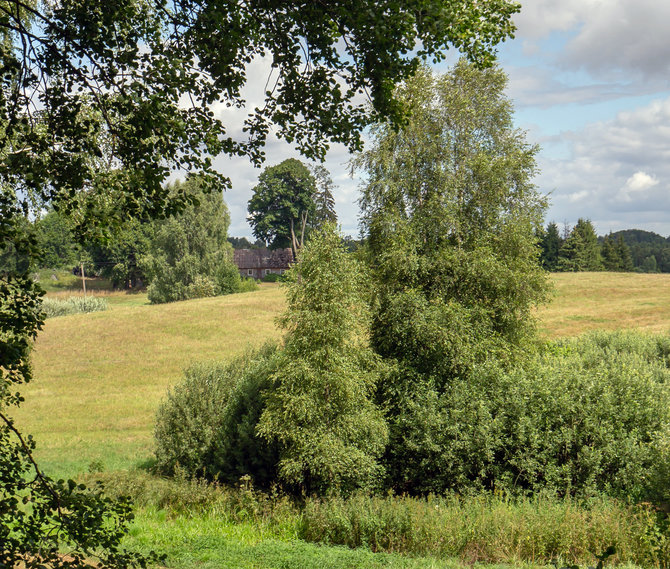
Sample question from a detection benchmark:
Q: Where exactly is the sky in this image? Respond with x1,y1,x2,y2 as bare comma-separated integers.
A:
216,0,670,239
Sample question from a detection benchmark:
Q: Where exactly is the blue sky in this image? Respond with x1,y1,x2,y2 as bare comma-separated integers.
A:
219,0,670,239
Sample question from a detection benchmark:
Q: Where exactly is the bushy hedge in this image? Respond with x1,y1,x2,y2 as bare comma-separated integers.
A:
154,344,280,487
41,296,108,318
383,330,670,501
155,327,670,505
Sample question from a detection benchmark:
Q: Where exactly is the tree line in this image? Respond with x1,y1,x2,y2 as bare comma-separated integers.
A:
538,219,670,273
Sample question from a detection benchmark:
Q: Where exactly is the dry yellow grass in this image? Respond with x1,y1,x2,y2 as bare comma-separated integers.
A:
11,272,670,477
536,272,670,338
12,284,285,476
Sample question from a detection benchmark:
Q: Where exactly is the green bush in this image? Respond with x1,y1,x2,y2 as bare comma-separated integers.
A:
153,344,280,487
237,277,259,293
185,275,218,299
41,296,108,318
383,330,670,500
262,272,285,283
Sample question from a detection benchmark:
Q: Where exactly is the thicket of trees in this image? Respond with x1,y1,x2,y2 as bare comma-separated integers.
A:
141,178,246,304
3,1,521,564
153,63,670,505
538,219,655,273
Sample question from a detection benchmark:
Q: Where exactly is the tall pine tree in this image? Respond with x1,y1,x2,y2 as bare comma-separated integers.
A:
558,218,602,271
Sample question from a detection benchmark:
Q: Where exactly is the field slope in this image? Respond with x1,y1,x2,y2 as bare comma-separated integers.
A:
12,272,670,477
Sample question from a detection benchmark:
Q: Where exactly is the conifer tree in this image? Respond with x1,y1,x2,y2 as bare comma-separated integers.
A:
558,218,602,271
601,233,621,271
540,222,561,271
310,164,338,228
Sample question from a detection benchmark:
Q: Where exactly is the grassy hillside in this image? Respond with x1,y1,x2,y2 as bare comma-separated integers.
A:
12,284,284,476
10,272,670,569
538,272,670,337
11,272,670,477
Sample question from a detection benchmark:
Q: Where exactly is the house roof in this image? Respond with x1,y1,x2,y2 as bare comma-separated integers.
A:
233,248,294,269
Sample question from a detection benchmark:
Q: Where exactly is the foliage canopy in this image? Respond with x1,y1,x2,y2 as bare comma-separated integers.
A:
248,158,317,256
141,177,244,304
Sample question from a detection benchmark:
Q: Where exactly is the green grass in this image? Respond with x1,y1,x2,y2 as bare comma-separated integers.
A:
125,506,554,569
12,284,284,477
35,268,113,294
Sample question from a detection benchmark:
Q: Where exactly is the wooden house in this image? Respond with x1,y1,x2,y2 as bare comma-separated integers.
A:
233,247,294,279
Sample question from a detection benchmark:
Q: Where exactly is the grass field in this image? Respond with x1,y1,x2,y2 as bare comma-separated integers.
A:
538,272,670,338
12,272,670,477
9,271,670,569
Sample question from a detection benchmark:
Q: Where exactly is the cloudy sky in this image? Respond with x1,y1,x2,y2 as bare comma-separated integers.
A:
218,0,670,239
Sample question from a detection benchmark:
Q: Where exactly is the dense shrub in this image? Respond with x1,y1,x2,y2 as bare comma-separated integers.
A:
41,296,108,318
262,272,285,283
383,330,670,500
153,344,280,487
237,277,260,292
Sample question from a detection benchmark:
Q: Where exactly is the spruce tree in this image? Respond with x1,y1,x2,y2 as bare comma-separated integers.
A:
616,235,634,271
601,233,621,271
558,218,602,271
540,222,561,271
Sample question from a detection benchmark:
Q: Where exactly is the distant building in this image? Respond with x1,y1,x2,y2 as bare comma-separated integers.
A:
233,248,294,279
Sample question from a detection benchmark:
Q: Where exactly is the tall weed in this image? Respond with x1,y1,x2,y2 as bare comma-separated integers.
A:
300,492,669,567
41,295,108,318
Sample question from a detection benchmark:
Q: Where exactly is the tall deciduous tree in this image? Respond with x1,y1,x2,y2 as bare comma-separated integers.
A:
141,178,241,304
248,159,317,258
356,61,549,493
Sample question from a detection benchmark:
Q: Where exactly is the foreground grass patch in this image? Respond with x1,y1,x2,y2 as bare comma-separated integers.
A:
89,471,669,569
126,508,489,569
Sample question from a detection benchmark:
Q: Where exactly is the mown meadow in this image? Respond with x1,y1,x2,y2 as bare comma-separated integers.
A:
9,271,670,569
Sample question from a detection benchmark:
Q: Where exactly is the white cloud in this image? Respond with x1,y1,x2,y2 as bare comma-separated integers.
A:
514,0,670,80
620,171,659,197
536,97,670,235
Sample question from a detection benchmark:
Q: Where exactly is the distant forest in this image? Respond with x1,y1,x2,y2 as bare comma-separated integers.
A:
539,219,670,273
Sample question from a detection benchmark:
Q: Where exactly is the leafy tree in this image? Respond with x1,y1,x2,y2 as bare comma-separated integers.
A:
228,236,264,250
642,255,658,273
539,221,561,271
33,210,79,270
558,218,602,272
141,178,241,304
356,61,549,493
0,0,519,564
257,225,388,495
88,219,152,288
248,158,317,258
310,164,338,227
